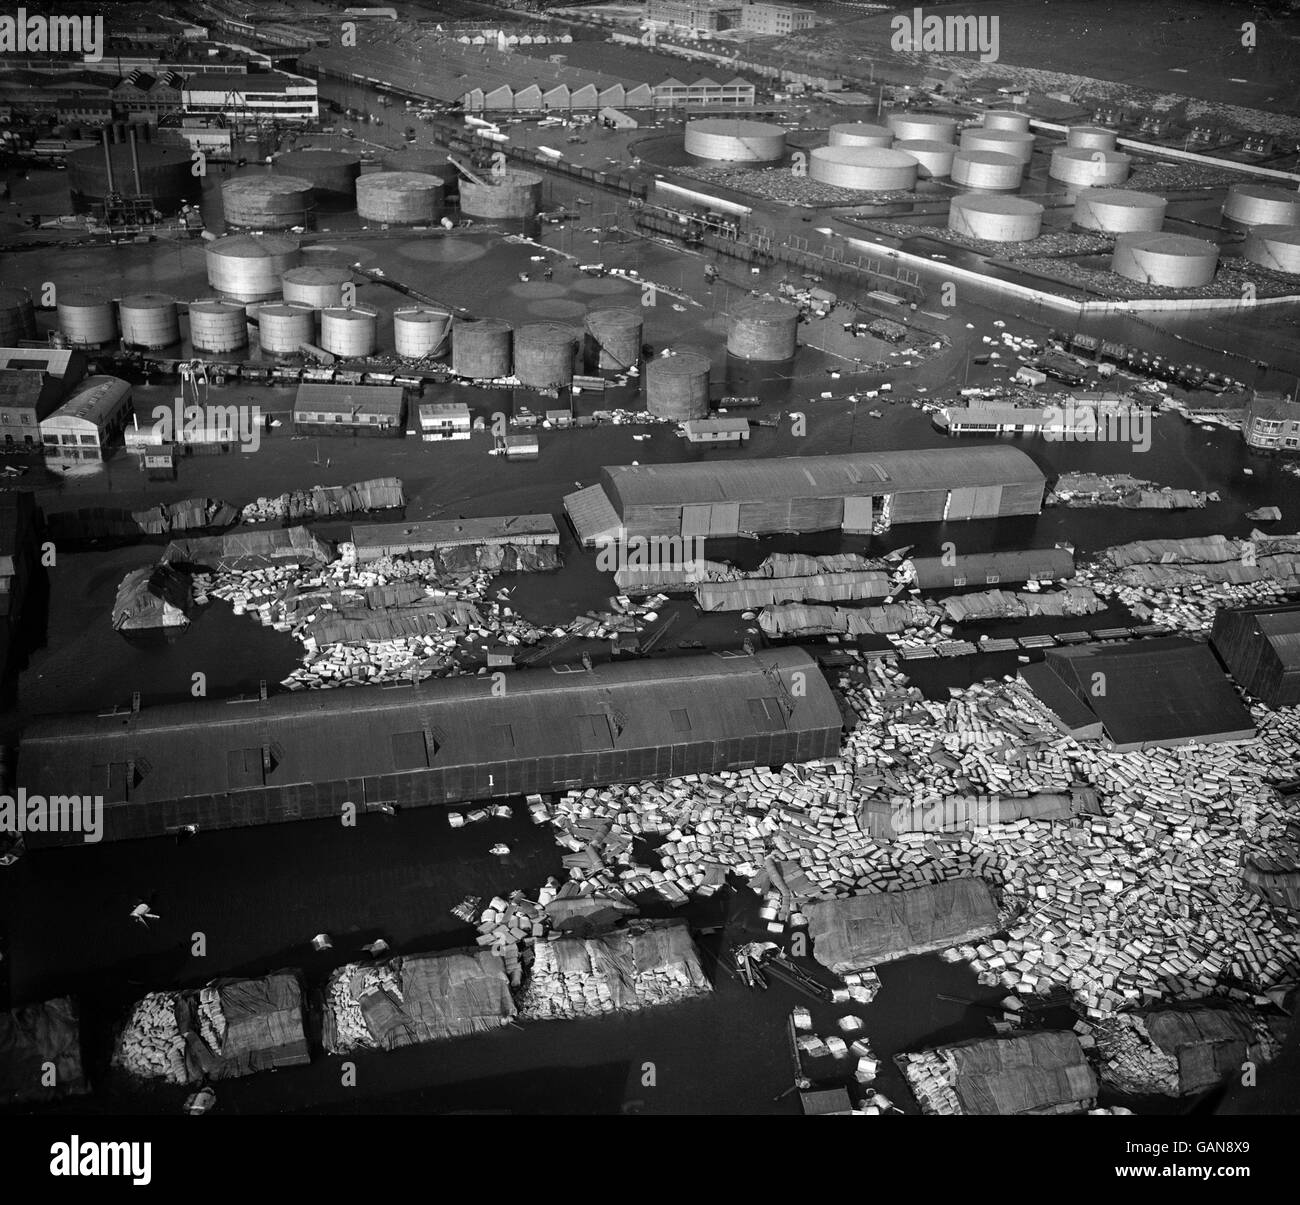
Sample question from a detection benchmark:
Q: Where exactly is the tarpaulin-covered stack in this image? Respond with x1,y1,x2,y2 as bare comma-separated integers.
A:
321,948,515,1054
0,996,89,1105
111,563,193,631
759,601,927,638
938,586,1103,623
241,478,405,524
518,919,711,1020
164,526,333,571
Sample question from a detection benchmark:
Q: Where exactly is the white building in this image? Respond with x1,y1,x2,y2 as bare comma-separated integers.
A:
39,375,133,462
182,71,319,125
418,401,472,441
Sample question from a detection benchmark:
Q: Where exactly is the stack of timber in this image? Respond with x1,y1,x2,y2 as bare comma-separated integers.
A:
240,478,405,523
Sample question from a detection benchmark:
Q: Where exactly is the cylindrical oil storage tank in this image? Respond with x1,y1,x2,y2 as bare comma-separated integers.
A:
1067,125,1118,151
982,110,1031,132
356,171,445,224
828,123,893,148
1223,183,1300,227
894,139,956,179
1244,225,1300,275
1112,232,1219,288
65,141,193,213
320,307,378,358
1073,188,1166,233
206,233,301,302
951,150,1024,190
514,323,577,388
809,146,918,191
187,299,248,353
949,195,1043,242
727,298,799,361
0,286,37,343
256,302,317,357
684,118,787,162
221,174,314,230
452,317,513,379
646,352,711,419
584,307,642,371
393,307,453,358
281,264,352,309
1049,147,1131,186
886,112,957,144
960,128,1035,164
458,171,542,220
118,294,180,349
56,291,117,347
273,150,360,203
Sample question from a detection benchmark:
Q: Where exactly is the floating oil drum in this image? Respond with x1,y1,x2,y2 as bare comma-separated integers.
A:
828,123,893,148
458,171,541,220
684,118,787,162
886,112,957,143
356,171,445,224
728,298,800,361
1244,225,1300,275
57,291,118,346
257,303,316,356
1073,188,1166,233
809,146,918,191
960,128,1035,165
1111,232,1219,288
393,307,452,358
950,150,1024,190
0,285,37,343
584,307,642,372
187,299,248,353
513,323,577,388
119,294,180,349
206,233,301,302
949,195,1043,242
1067,126,1118,151
66,141,194,213
452,317,512,379
1049,147,1131,186
221,174,314,230
646,352,711,420
1223,183,1300,227
320,307,378,358
273,150,360,203
281,265,352,309
894,139,955,179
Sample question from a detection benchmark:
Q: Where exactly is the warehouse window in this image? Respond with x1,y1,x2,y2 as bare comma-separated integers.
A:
390,730,430,770
670,708,692,733
226,747,265,788
575,712,615,751
746,697,786,732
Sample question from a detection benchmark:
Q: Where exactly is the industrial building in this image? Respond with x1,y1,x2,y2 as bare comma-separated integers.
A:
935,403,1092,436
905,547,1075,589
682,417,750,444
1211,603,1300,709
0,347,88,448
17,648,843,845
1020,638,1255,751
647,0,742,33
292,383,406,436
351,515,560,562
38,375,134,463
1242,390,1300,453
418,402,472,441
740,3,816,34
563,447,1046,545
181,71,319,124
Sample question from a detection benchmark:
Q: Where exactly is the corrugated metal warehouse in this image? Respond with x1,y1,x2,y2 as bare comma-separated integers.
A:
18,649,843,845
1210,602,1300,708
564,447,1045,544
351,514,560,562
907,547,1075,589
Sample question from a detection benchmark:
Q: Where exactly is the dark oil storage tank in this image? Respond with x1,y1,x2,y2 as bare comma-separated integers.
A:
1223,183,1300,228
0,286,37,343
66,139,194,213
206,233,302,302
584,308,642,372
452,317,513,379
273,150,361,204
221,174,315,230
356,171,445,224
514,323,577,388
1111,232,1219,288
256,302,317,357
57,291,118,347
727,298,799,361
1244,225,1300,275
281,264,352,309
458,171,542,220
646,351,711,419
118,294,181,349
187,299,249,353
393,307,453,358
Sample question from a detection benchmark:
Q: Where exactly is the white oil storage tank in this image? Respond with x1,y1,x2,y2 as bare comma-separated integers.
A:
356,171,445,224
951,150,1024,190
206,233,301,302
256,303,316,357
118,294,180,349
1223,183,1300,227
187,299,248,353
221,174,315,230
1049,147,1131,186
828,123,893,148
684,119,787,162
1111,232,1219,288
1244,225,1300,275
809,146,918,191
886,112,957,143
948,195,1043,242
894,139,956,178
982,110,1031,133
960,128,1035,164
1073,188,1166,233
281,264,352,309
393,308,452,359
319,307,378,358
57,291,118,347
1067,126,1118,151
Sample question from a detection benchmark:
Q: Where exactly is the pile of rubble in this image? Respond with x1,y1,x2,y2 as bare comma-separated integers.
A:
321,962,403,1053
1048,473,1212,509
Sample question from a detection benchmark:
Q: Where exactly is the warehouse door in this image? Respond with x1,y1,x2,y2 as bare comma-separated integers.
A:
681,503,740,538
946,487,977,520
842,496,874,534
947,486,1003,519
